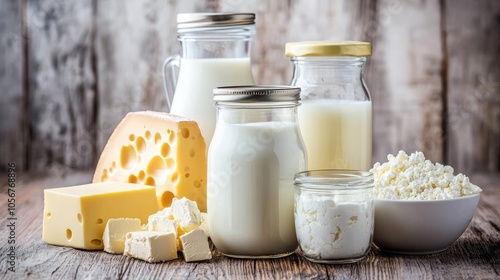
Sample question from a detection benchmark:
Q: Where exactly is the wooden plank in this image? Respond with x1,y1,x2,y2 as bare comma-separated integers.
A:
0,172,499,278
445,0,500,174
94,0,201,155
366,0,445,165
26,0,96,171
0,0,25,171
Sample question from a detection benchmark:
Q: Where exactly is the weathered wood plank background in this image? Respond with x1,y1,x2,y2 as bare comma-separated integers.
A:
1,0,499,174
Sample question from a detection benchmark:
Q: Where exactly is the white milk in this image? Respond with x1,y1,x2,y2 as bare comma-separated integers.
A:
170,58,255,147
298,99,372,170
208,121,306,257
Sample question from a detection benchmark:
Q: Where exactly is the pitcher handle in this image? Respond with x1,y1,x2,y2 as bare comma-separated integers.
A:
162,55,180,111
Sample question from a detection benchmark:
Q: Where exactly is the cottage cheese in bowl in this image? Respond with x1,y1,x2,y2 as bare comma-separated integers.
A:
370,151,482,254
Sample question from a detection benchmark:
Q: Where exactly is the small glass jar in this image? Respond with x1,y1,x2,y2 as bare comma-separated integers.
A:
208,86,307,259
286,41,372,171
294,170,374,264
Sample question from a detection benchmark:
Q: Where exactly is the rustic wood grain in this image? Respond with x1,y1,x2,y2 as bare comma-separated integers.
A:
94,0,204,155
0,172,498,279
367,0,445,165
445,0,500,174
26,0,97,171
0,0,25,170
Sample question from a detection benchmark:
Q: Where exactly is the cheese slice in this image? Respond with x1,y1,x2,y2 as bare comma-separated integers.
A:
124,231,178,263
43,182,158,250
93,111,207,212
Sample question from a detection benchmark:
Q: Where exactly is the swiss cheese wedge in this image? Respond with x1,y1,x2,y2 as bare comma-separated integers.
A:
93,111,207,212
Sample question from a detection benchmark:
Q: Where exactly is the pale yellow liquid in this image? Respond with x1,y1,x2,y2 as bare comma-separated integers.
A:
298,99,372,170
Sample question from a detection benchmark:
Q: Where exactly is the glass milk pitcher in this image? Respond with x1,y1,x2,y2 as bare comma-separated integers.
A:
163,13,256,147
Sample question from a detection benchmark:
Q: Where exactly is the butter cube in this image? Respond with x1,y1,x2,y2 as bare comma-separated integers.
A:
180,228,212,262
124,231,177,263
43,182,158,250
103,218,142,254
171,197,202,232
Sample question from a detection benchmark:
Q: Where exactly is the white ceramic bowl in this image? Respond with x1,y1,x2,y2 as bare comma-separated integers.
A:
373,194,480,254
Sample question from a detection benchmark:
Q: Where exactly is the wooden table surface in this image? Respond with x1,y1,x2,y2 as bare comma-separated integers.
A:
1,171,499,279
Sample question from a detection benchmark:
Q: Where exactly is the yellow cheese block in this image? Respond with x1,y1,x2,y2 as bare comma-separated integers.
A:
93,111,207,212
43,182,158,250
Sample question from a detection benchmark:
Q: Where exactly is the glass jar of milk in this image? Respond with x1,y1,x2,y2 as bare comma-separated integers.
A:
286,41,372,171
294,170,374,264
208,86,307,259
163,13,256,147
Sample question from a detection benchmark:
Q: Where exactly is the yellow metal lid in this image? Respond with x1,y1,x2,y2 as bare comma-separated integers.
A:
285,41,372,57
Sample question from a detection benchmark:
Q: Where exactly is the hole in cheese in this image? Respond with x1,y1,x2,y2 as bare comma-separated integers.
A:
138,170,146,181
128,174,138,184
185,173,190,178
91,239,102,246
129,134,135,141
168,130,176,144
77,213,82,223
161,143,171,158
181,127,190,138
194,181,201,188
165,158,175,171
97,218,103,224
46,212,51,217
101,169,109,181
145,177,156,186
145,130,152,140
120,145,137,170
160,191,175,208
147,156,167,184
136,136,147,153
189,148,195,157
155,132,162,145
66,229,72,240
171,172,179,185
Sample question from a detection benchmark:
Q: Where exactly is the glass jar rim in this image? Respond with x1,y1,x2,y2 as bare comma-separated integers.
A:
294,169,374,190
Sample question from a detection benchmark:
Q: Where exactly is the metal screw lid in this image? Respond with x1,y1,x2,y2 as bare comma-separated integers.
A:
285,41,372,57
177,13,255,32
213,86,301,103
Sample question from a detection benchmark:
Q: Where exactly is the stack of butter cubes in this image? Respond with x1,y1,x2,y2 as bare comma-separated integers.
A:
102,197,211,263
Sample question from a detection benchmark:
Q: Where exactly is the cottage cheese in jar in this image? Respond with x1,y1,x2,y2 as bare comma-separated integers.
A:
294,170,374,263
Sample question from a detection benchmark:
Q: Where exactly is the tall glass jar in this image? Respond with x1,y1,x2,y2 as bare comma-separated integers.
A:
294,170,374,264
208,86,307,258
163,13,256,147
286,41,372,171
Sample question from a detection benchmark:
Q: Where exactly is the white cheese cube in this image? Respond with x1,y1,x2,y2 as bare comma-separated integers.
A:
124,231,177,263
147,215,177,233
102,218,142,254
147,214,181,251
171,197,202,232
199,212,210,237
180,228,212,262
